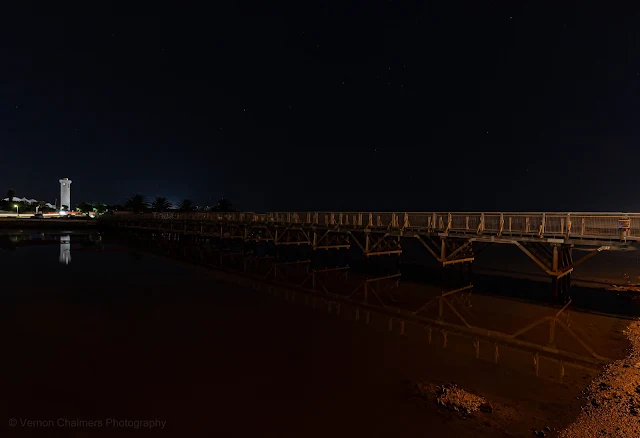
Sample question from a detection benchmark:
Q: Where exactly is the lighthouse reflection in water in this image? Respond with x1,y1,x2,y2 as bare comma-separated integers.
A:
59,235,71,265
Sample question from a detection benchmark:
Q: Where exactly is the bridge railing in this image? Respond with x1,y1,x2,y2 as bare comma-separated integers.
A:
148,212,261,221
109,211,640,241
265,211,640,241
315,212,333,226
632,217,640,238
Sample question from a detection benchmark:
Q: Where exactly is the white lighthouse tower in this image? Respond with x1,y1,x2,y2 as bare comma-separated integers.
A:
59,177,72,210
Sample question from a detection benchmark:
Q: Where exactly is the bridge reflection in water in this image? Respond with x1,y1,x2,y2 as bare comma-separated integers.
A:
105,210,640,300
114,227,624,387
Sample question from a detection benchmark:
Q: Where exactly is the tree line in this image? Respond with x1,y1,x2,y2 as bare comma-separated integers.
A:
1,189,57,213
121,194,235,213
2,187,235,216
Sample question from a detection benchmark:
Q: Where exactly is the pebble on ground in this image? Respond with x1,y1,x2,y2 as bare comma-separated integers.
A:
560,320,640,438
413,381,489,416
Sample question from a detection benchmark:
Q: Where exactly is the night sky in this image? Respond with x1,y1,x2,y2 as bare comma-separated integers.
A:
2,2,639,212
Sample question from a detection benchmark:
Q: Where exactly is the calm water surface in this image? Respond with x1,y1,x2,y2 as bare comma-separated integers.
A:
1,232,632,436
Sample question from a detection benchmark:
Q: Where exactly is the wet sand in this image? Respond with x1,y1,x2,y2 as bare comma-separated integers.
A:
3,244,634,436
560,321,640,437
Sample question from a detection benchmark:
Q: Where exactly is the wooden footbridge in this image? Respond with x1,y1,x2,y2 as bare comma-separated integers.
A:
112,224,625,384
103,211,640,299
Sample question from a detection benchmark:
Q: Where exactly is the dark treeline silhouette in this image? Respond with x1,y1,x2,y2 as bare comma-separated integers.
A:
1,188,57,213
152,197,171,212
1,189,16,211
123,194,149,213
76,201,108,216
122,194,236,213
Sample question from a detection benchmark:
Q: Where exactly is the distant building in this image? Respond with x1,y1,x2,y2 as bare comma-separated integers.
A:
59,178,72,209
1,197,55,209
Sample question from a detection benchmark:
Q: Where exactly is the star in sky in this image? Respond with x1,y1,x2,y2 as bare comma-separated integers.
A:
1,2,635,212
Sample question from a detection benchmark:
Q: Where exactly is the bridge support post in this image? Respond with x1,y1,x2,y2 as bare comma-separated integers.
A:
348,231,402,257
312,229,350,251
515,242,609,301
416,235,474,292
274,226,311,247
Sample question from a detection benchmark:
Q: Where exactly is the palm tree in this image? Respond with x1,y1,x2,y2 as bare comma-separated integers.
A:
124,193,149,213
178,199,196,212
213,197,234,212
1,189,14,211
151,197,172,212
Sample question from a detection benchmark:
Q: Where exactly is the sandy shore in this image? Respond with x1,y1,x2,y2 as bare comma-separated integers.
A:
560,320,640,437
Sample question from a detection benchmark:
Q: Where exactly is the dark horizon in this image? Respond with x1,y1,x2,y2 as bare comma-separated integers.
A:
2,2,639,212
